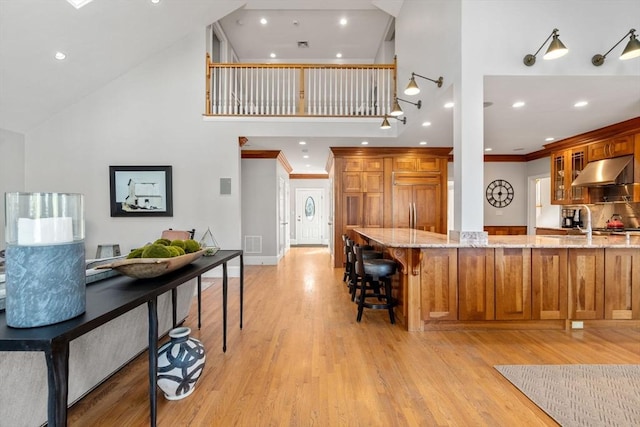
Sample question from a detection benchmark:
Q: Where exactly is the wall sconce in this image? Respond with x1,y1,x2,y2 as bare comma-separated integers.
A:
404,73,443,96
390,98,422,116
380,115,407,129
523,28,568,66
592,29,640,66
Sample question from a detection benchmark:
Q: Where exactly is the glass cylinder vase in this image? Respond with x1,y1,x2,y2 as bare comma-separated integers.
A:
4,192,85,328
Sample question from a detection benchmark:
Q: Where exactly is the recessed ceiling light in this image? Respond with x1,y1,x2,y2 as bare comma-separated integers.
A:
361,141,368,145
419,141,427,145
574,100,588,107
340,18,348,26
54,52,66,60
336,53,342,58
270,53,276,58
66,0,94,9
422,121,432,127
303,155,309,159
512,101,525,108
151,0,160,4
299,141,306,145
484,148,493,152
260,18,267,25
444,102,454,109
545,137,555,142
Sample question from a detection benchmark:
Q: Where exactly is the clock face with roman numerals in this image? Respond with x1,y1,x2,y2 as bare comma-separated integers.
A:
486,179,514,208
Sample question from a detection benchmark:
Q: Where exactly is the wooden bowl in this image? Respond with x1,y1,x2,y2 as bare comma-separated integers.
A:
95,249,205,279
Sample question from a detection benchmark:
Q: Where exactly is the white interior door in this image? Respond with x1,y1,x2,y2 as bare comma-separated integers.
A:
278,177,288,257
295,188,324,245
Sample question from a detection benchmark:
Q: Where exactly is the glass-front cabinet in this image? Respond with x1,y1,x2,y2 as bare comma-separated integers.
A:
550,147,588,205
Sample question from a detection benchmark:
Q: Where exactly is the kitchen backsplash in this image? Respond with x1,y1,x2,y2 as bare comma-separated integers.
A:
576,202,640,229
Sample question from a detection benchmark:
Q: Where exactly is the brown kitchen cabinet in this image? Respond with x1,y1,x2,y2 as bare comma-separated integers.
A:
392,173,443,232
495,248,531,320
458,248,495,320
588,135,634,161
604,248,640,320
531,248,568,320
331,148,450,268
568,248,604,320
485,226,528,235
421,248,458,321
550,147,589,205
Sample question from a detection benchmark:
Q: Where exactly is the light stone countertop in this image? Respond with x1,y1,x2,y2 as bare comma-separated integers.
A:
354,228,640,249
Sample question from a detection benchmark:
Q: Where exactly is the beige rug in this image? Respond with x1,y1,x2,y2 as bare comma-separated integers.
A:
495,364,640,427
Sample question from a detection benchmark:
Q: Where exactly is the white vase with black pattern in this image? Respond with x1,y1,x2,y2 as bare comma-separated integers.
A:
157,327,206,400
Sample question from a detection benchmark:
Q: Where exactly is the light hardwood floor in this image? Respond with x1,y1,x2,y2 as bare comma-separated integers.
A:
68,247,640,426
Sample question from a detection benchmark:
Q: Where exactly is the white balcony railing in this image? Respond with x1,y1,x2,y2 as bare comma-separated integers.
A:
205,54,396,118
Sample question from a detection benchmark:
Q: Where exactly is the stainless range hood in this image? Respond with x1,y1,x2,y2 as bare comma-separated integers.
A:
571,155,634,187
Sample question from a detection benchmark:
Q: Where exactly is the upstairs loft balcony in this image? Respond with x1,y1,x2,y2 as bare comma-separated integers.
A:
204,54,397,118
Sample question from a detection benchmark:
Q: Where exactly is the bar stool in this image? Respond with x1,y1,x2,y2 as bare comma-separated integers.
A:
353,244,397,324
346,238,382,298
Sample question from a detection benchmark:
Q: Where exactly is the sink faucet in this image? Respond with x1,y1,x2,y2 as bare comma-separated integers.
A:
577,204,592,240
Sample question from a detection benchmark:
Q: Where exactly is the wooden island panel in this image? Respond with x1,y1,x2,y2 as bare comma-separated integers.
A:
532,248,568,320
604,248,640,320
458,248,495,321
421,248,458,321
495,248,531,320
568,248,604,320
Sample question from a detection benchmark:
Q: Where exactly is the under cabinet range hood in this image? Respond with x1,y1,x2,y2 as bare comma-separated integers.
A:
571,155,634,187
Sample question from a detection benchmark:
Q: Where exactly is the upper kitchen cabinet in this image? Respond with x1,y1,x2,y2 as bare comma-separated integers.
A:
545,117,640,205
550,146,589,205
588,135,634,161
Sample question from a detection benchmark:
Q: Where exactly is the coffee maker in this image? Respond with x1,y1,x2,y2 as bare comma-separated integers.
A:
562,209,575,228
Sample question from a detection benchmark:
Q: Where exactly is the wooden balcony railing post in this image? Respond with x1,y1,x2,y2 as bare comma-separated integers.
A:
205,53,212,116
298,67,305,115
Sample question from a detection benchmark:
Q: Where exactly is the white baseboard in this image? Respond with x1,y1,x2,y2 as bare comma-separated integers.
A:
242,255,279,265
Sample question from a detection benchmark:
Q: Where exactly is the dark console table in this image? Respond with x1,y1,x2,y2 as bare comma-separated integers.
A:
0,249,243,427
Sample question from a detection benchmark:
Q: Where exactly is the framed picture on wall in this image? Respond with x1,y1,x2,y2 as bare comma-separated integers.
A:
109,165,173,217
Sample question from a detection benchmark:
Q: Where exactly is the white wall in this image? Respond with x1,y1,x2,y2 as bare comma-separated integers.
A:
22,31,242,271
241,158,281,264
0,129,25,248
483,162,527,226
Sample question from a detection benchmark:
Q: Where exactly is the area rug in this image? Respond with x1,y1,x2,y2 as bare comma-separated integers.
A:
494,364,640,427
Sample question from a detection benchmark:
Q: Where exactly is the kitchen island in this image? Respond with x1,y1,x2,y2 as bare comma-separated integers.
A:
354,228,640,331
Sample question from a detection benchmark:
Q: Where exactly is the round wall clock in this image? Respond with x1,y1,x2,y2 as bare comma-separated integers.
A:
486,179,514,208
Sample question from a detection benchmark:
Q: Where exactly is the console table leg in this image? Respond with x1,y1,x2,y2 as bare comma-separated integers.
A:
45,339,69,427
197,275,202,329
240,253,244,330
171,288,177,328
223,262,228,352
148,297,158,427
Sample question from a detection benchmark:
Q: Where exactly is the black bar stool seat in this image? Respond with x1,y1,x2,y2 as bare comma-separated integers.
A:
353,244,397,323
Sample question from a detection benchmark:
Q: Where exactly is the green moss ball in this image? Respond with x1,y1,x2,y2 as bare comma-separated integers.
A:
154,238,171,246
142,244,172,258
166,246,181,257
183,239,201,253
172,246,186,256
170,239,185,249
127,248,144,259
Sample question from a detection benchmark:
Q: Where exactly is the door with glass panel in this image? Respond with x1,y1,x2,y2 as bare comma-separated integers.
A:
295,188,324,245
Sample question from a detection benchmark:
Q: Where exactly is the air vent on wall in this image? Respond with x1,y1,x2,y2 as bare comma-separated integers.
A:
297,41,309,48
244,236,262,254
